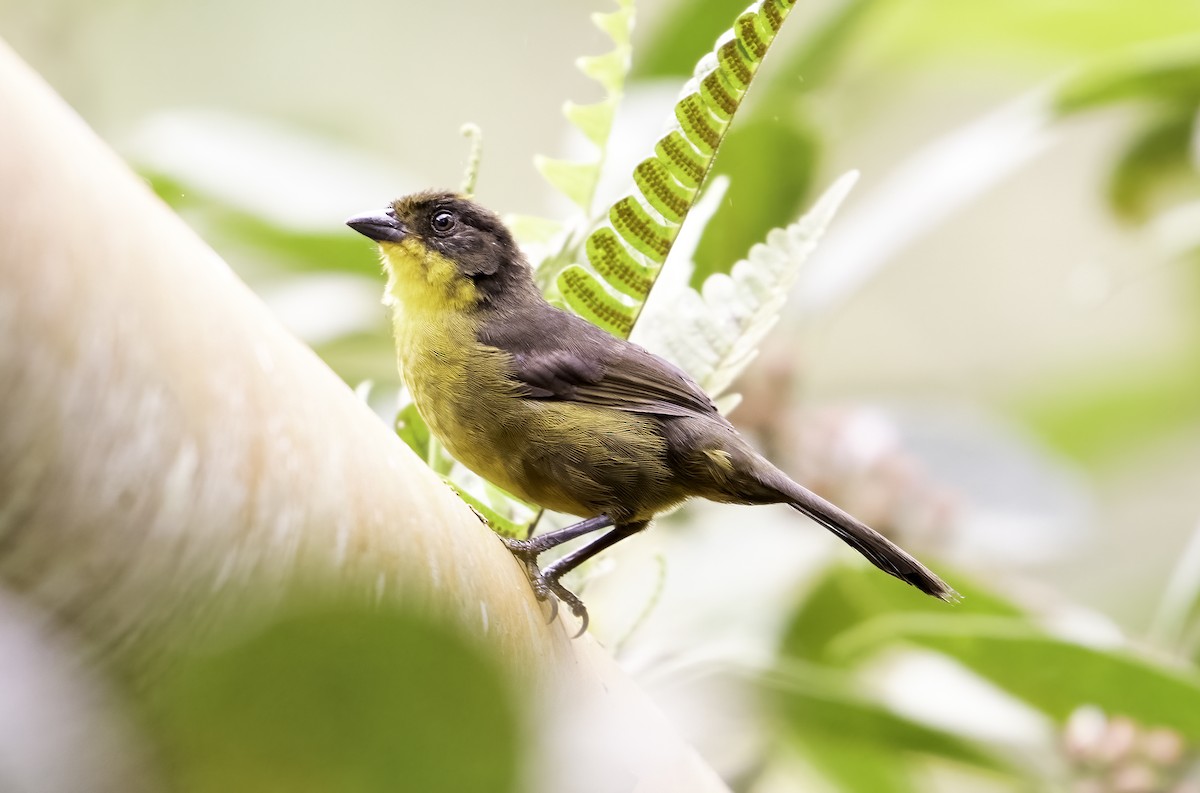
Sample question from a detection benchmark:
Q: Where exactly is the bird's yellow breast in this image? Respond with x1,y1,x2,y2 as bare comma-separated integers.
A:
382,241,535,500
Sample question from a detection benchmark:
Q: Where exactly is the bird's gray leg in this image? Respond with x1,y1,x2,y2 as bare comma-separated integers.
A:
538,521,649,637
501,515,613,626
504,514,614,555
501,517,647,637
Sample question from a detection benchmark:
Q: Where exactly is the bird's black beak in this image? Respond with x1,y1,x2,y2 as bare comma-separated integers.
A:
346,208,407,243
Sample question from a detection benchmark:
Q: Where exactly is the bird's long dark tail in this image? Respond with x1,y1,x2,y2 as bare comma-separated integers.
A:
782,478,956,601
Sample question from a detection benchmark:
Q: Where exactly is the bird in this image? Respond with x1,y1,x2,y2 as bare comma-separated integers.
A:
347,191,955,635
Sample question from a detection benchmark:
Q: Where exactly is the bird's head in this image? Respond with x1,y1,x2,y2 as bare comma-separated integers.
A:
346,191,534,314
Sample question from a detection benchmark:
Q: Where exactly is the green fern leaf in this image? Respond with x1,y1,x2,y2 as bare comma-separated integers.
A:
534,156,600,211
562,0,799,338
592,1,634,48
586,227,655,298
634,171,858,402
565,99,618,148
578,50,629,95
531,0,635,215
557,264,636,337
505,214,564,245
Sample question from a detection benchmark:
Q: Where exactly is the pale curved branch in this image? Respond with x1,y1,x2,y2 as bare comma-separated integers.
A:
0,40,730,793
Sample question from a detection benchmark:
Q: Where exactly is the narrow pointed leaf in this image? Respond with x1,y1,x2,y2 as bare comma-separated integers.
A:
565,99,617,148
840,615,1200,740
535,156,599,211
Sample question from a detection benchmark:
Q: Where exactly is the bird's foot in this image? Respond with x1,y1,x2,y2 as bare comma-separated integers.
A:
501,537,589,637
501,537,541,581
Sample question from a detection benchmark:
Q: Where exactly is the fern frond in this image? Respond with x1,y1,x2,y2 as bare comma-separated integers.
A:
559,0,799,338
533,0,635,214
633,171,858,402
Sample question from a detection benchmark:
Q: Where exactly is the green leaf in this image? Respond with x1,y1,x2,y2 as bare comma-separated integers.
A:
865,1,1200,66
577,50,629,95
592,0,634,48
144,602,525,793
506,214,565,245
765,0,880,98
534,156,601,212
394,400,431,461
1106,108,1197,221
779,563,1023,666
768,665,1010,773
533,0,634,215
312,332,397,392
1011,356,1200,465
632,0,743,78
609,196,674,263
394,399,455,475
561,0,802,338
1149,520,1200,657
799,736,918,793
839,615,1200,739
444,481,535,540
585,227,655,298
1056,35,1200,113
564,99,618,148
144,172,381,279
557,265,636,337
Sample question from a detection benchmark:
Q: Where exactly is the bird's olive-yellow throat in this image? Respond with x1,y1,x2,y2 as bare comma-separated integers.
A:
348,191,955,633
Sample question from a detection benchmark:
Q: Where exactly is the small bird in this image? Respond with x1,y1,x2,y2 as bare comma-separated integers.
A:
348,191,955,634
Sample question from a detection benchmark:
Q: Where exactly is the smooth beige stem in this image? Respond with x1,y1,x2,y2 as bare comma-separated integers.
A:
0,39,729,793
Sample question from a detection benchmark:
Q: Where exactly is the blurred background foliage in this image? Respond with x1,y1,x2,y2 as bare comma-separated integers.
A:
5,0,1200,790
137,601,525,793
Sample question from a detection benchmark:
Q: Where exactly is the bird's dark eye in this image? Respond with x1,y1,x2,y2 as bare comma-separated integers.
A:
430,210,456,235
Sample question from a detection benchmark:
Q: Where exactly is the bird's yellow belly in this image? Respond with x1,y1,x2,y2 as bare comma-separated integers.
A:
396,314,678,520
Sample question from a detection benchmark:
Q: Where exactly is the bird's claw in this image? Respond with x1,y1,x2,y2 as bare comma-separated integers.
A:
501,536,588,636
543,575,589,638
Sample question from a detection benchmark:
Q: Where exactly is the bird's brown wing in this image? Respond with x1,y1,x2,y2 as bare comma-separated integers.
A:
478,305,718,419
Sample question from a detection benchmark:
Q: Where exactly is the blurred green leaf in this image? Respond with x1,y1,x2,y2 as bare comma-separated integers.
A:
838,615,1200,739
768,664,1010,775
780,564,1023,666
764,0,881,100
145,603,524,793
395,401,431,462
311,333,398,392
1106,109,1198,221
1056,36,1200,113
507,214,565,246
1149,521,1200,658
632,0,745,78
146,173,380,278
866,0,1200,66
800,736,917,793
532,0,633,218
536,156,601,212
1013,357,1200,464
692,118,819,285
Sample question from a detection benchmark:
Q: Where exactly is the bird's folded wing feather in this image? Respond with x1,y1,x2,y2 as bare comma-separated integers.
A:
479,308,717,418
